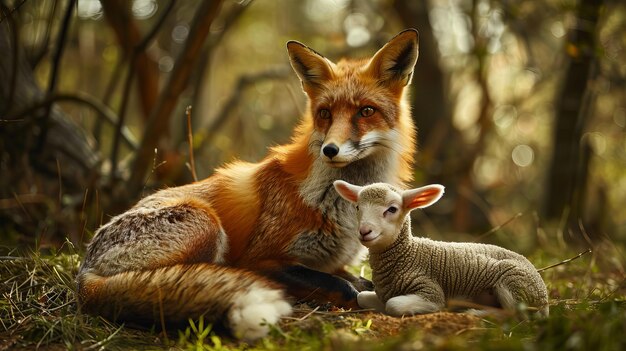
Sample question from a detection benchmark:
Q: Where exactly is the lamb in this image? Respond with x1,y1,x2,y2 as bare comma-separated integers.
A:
333,180,549,317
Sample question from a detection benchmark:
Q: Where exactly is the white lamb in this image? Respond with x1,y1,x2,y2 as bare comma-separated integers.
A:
333,180,549,317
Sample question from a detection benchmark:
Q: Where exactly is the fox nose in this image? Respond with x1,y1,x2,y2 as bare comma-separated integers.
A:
322,143,340,159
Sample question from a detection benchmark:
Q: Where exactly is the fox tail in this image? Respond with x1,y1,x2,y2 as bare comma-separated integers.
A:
76,263,292,341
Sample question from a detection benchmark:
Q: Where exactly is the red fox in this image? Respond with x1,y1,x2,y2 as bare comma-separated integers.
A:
77,29,419,340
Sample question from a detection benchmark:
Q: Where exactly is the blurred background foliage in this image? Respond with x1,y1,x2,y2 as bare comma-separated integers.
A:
0,0,625,259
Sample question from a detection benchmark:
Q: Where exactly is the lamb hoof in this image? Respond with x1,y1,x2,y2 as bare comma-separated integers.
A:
357,291,385,312
385,295,440,316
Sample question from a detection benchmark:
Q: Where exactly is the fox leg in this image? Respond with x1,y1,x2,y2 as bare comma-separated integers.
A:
333,268,375,292
259,264,361,309
78,199,291,340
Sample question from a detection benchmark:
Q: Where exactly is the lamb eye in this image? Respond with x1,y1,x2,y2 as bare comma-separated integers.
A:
318,109,331,119
385,206,398,214
360,106,375,117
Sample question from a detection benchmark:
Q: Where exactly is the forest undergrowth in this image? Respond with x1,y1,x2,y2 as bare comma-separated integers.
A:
1,233,625,351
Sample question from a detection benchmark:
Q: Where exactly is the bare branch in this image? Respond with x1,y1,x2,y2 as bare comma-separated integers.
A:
128,0,225,194
94,58,125,143
37,0,77,150
29,0,59,67
0,0,27,23
0,3,18,115
135,0,175,53
191,1,252,125
196,67,291,152
5,92,138,150
471,213,523,243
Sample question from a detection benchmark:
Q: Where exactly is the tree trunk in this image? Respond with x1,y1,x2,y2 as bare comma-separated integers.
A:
544,0,603,228
392,0,451,162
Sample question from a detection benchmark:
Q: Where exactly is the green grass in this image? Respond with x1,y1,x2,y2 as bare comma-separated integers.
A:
1,241,625,350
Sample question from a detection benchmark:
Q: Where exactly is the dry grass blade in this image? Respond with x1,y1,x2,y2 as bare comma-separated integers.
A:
0,249,159,349
537,249,592,273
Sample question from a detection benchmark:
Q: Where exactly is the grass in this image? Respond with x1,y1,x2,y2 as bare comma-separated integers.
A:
0,240,625,350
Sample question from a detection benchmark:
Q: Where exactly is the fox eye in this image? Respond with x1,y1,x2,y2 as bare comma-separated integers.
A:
384,206,398,216
318,109,331,119
360,106,375,117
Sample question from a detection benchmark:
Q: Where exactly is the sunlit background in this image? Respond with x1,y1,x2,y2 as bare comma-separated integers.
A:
1,0,625,253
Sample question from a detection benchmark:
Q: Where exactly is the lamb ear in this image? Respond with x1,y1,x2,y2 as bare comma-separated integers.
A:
333,180,363,203
402,184,444,211
287,41,335,92
365,29,419,88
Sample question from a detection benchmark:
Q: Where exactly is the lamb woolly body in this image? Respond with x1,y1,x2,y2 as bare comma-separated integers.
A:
333,181,549,317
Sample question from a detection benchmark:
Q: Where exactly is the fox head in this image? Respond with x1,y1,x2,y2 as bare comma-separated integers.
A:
286,29,418,175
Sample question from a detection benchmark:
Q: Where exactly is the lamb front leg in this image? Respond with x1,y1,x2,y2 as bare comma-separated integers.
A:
385,294,444,316
385,282,446,316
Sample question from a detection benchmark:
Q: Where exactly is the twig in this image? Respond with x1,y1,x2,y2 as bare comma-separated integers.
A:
141,148,167,195
29,0,59,67
156,285,169,345
109,66,135,183
95,58,125,143
197,67,290,151
283,306,321,322
537,249,592,273
56,158,62,206
471,212,523,243
37,0,77,151
0,0,26,23
83,325,124,350
12,192,32,220
79,188,89,245
185,105,198,182
0,195,39,211
446,298,510,316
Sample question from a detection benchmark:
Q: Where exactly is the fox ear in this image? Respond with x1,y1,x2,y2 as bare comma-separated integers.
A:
287,41,335,92
402,184,444,211
366,29,419,87
333,180,363,203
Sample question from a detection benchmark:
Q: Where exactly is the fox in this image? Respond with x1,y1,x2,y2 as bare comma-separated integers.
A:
77,29,419,340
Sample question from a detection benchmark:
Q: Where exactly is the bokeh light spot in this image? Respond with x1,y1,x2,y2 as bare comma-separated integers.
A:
512,144,534,167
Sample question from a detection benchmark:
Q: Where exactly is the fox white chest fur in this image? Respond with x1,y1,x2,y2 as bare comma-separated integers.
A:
289,148,402,272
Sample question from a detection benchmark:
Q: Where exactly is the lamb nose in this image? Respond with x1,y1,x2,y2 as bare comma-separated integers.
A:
360,228,372,236
323,144,340,159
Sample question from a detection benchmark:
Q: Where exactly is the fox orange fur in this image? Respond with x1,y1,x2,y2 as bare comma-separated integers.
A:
77,29,420,340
